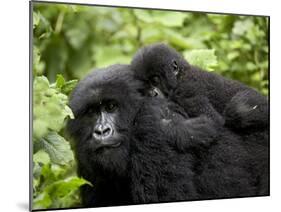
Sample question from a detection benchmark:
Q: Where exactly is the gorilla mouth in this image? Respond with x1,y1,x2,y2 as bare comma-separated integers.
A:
94,140,122,152
108,141,121,148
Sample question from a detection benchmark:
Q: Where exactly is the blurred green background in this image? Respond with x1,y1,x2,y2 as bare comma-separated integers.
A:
32,2,269,210
33,3,269,94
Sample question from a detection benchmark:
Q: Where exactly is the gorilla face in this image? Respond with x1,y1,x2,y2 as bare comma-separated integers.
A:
83,99,121,150
68,65,143,176
131,43,190,97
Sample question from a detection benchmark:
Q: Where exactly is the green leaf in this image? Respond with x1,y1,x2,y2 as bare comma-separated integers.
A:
232,19,254,36
55,74,66,89
40,132,74,165
183,49,218,71
33,46,45,75
61,80,78,95
39,176,90,208
33,76,74,139
33,12,40,29
33,119,49,141
94,45,131,68
152,11,187,27
133,10,153,23
65,27,88,49
164,29,193,49
33,192,52,210
46,177,90,199
134,10,187,27
33,150,50,165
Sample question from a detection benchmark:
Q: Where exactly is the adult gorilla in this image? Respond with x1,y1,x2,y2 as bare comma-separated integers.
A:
67,65,143,207
67,64,268,207
67,64,216,206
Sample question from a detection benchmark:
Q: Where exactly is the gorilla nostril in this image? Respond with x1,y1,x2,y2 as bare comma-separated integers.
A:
93,124,112,139
103,127,111,136
94,129,102,136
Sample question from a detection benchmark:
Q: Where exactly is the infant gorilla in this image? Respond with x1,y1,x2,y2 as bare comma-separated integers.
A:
68,64,268,207
131,43,268,131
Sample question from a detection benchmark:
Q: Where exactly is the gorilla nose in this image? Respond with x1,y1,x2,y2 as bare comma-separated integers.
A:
93,124,112,139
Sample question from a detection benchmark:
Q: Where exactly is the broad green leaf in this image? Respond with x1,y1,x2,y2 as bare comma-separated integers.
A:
33,150,50,165
46,177,90,199
38,176,90,208
183,49,218,71
41,132,74,165
33,119,48,140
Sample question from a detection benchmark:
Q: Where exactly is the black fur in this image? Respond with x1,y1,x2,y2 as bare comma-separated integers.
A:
131,97,269,203
67,64,219,206
130,98,212,203
67,62,269,207
131,43,268,130
67,65,143,207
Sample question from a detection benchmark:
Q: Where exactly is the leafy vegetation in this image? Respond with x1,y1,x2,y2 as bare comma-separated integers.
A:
32,2,269,209
32,74,91,209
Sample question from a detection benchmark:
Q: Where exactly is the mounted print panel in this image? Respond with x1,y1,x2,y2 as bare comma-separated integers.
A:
30,1,269,211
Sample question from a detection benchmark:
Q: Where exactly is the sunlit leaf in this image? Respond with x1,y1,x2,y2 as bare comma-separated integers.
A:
232,19,254,36
41,132,74,165
61,80,78,96
152,11,186,27
184,49,218,71
33,12,40,29
55,74,66,89
33,76,74,139
34,150,50,165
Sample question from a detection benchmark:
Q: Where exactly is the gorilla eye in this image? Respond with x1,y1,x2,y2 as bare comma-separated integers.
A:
172,60,178,71
86,107,96,115
150,76,160,86
105,101,118,112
